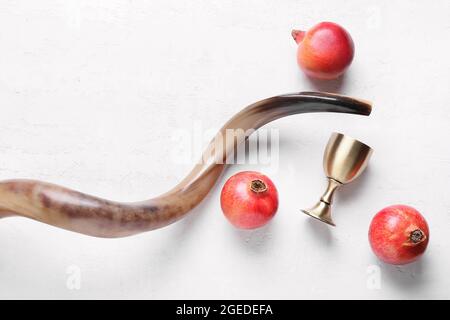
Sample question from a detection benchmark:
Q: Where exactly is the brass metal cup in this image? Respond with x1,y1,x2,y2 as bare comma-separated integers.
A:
302,132,373,226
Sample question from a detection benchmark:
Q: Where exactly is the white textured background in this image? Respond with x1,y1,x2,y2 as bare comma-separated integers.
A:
0,0,449,299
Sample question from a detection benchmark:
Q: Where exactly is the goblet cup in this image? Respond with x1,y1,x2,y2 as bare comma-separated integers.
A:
302,132,373,226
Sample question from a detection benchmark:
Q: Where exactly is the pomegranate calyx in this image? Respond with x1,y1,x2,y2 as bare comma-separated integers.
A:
250,179,267,193
410,229,426,244
291,29,306,44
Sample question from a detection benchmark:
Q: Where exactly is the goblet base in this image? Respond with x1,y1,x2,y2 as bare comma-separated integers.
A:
302,201,336,226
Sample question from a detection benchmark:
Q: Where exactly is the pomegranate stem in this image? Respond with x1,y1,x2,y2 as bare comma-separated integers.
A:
291,29,306,44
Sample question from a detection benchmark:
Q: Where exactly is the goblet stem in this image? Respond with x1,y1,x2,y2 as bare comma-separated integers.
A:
301,178,342,226
321,178,342,205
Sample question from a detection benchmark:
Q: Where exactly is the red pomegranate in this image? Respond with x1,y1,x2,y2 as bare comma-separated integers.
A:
292,21,354,79
220,171,278,229
369,205,429,265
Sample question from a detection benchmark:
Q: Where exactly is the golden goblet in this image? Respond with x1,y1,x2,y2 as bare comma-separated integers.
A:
302,132,373,226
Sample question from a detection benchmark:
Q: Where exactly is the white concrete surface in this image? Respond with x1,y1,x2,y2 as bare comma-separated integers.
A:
0,0,449,299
